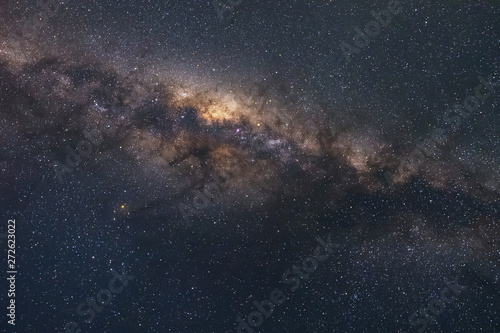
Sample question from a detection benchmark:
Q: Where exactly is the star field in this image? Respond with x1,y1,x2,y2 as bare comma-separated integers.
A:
0,0,499,332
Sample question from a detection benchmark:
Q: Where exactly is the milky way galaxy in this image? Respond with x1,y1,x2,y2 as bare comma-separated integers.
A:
0,1,499,332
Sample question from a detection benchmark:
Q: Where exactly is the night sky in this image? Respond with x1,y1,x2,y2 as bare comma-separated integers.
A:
0,0,499,332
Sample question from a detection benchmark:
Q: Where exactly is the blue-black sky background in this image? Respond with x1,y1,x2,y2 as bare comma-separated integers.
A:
0,0,499,332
